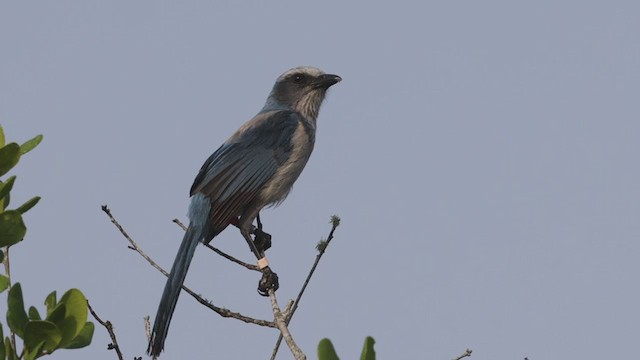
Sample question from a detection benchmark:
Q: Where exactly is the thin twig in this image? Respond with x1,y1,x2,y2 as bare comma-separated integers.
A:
144,316,151,342
269,289,306,360
2,246,17,353
87,300,125,360
101,205,275,328
453,348,473,360
283,300,294,319
270,216,340,360
173,218,259,271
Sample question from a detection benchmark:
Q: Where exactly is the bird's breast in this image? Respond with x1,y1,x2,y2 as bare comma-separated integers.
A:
259,120,315,206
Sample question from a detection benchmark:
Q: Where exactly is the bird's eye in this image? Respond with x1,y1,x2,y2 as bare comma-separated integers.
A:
293,74,305,84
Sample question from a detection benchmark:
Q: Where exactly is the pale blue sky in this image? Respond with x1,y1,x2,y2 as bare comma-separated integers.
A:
2,1,639,359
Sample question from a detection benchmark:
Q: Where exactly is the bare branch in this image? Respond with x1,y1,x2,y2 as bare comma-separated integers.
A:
101,205,275,328
87,300,125,360
144,316,151,342
282,300,294,319
171,218,188,231
453,348,473,360
269,289,306,360
271,216,340,359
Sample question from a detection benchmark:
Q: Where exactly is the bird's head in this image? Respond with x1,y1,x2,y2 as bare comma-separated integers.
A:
263,66,341,120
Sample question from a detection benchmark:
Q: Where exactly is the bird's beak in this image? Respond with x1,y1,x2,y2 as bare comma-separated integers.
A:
314,74,342,89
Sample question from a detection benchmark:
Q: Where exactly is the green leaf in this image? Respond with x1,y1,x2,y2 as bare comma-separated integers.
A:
44,291,57,316
24,341,45,360
63,321,94,349
360,336,376,360
0,274,9,293
0,126,5,147
0,210,26,247
19,135,43,155
46,303,66,325
24,320,62,353
7,283,29,338
0,143,21,177
0,176,16,203
0,191,9,211
54,289,88,348
5,336,18,360
318,338,340,360
28,306,42,320
16,196,40,214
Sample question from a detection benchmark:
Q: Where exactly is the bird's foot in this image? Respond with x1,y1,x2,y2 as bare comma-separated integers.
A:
257,266,279,296
253,228,272,252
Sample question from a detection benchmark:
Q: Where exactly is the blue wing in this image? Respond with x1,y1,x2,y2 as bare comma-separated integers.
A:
189,110,301,238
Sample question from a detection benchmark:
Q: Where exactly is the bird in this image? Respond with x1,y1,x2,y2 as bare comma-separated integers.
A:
147,66,341,358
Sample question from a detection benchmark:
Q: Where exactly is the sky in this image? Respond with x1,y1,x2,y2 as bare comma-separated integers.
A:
1,1,639,359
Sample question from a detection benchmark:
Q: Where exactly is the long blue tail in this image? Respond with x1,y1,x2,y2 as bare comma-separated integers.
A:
147,222,202,358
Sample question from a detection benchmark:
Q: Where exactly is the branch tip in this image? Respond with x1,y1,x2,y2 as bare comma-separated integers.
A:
453,348,473,360
87,300,124,360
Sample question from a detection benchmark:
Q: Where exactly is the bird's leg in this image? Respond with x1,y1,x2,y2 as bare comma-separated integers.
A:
240,226,279,297
253,213,272,253
229,216,272,252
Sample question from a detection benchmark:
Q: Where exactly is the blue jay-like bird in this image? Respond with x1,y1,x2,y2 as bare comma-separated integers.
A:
147,66,341,357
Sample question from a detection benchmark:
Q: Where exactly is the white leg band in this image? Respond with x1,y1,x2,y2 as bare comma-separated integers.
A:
257,257,269,269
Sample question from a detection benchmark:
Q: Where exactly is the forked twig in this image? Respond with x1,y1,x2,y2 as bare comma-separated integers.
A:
87,300,125,360
269,289,306,360
270,216,341,360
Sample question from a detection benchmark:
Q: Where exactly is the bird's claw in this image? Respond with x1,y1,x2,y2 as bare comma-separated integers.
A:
257,266,279,296
253,229,272,252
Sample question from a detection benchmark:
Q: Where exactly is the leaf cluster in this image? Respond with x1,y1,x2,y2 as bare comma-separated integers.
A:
1,285,94,360
0,127,42,250
0,125,94,359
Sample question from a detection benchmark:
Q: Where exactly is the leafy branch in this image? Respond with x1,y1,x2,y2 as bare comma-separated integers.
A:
0,125,94,360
